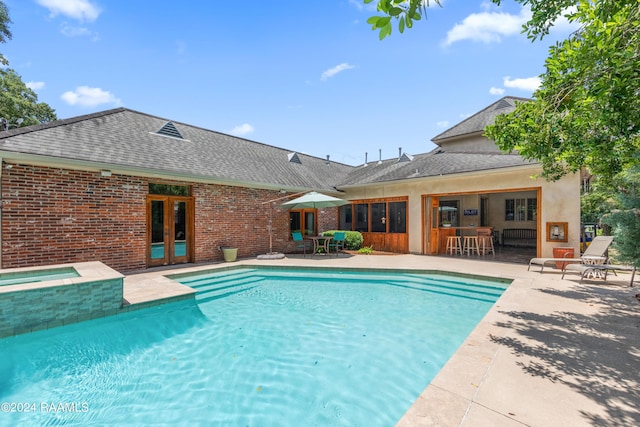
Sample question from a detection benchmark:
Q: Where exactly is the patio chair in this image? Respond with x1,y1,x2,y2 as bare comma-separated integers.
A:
528,236,614,272
329,231,346,256
561,262,636,286
291,232,310,257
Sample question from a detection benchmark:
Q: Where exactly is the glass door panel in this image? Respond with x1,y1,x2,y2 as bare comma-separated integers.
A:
371,203,387,232
150,199,167,263
173,200,187,262
426,196,439,254
289,211,302,234
304,211,316,236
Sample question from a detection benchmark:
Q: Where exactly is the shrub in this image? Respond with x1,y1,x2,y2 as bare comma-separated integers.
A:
322,230,363,250
358,245,374,255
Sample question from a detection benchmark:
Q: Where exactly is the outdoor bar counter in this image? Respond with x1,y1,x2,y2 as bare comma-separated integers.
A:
438,227,493,254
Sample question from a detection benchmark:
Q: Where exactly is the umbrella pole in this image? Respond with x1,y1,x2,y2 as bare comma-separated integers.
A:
260,191,306,255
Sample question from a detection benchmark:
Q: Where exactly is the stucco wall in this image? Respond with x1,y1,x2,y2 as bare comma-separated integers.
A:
341,165,580,258
437,135,503,153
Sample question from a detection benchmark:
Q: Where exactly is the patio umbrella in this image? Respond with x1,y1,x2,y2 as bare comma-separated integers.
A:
280,191,349,209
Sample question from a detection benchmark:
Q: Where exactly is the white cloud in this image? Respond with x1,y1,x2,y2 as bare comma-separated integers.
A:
321,63,355,81
230,123,254,136
36,0,101,22
436,120,450,128
503,75,541,92
489,86,505,95
60,25,92,37
61,86,121,107
26,81,46,91
443,7,530,46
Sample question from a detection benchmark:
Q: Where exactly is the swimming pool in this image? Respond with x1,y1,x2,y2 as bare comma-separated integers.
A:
0,266,509,426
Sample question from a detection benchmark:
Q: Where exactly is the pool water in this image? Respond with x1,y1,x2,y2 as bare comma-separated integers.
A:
0,267,508,426
0,267,79,287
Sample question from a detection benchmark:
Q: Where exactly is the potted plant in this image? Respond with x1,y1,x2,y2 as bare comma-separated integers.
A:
218,245,238,262
442,220,452,228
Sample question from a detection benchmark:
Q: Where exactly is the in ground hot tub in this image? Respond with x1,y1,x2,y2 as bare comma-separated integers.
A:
0,266,81,287
0,261,124,337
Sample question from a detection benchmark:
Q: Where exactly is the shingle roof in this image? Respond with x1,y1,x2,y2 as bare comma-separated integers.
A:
0,102,538,191
0,108,353,192
431,96,530,143
338,148,536,187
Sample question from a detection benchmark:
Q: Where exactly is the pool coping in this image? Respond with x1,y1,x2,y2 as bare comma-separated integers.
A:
98,255,640,425
0,261,123,294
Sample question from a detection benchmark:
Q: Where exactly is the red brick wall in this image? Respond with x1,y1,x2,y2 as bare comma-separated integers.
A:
1,165,148,272
1,164,339,272
192,185,339,259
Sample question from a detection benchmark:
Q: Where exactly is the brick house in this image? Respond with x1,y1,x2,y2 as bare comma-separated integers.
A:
0,108,353,272
0,97,580,272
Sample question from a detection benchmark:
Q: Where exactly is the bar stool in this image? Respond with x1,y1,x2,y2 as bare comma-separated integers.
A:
478,234,495,255
477,227,495,256
463,235,480,256
446,235,462,255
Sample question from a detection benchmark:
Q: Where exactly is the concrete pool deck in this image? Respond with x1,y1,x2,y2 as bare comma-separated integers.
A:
123,254,640,426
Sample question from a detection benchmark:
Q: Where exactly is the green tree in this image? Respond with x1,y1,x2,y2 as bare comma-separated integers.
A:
483,0,640,265
602,163,640,265
0,0,11,66
485,1,640,185
368,0,640,184
0,1,57,127
0,68,57,127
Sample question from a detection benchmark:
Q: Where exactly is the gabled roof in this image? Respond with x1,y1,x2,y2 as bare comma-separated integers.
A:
0,108,353,192
431,96,530,143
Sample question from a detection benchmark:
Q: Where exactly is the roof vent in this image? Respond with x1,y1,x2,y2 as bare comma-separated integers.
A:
494,98,512,110
288,152,302,164
398,153,414,163
156,121,183,139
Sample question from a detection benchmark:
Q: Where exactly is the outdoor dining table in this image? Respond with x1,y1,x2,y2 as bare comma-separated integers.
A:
306,235,333,256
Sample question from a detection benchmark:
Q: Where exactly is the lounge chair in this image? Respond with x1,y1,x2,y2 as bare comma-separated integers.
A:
528,236,614,272
562,262,636,286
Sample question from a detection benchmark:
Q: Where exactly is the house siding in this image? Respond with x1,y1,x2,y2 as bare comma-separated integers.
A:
1,163,339,272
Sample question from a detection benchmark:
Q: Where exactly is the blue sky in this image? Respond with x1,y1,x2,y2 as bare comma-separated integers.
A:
3,0,576,165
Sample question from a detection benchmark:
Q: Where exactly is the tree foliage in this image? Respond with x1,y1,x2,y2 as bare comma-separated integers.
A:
602,162,640,267
366,0,441,39
485,0,640,184
0,68,57,126
0,1,56,127
0,0,11,66
369,1,640,184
